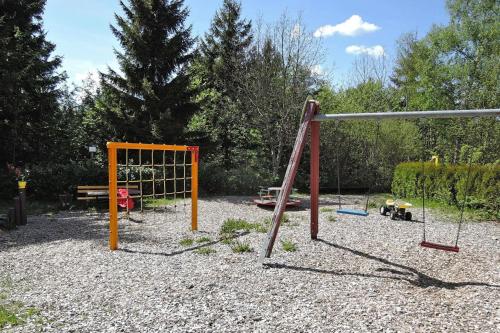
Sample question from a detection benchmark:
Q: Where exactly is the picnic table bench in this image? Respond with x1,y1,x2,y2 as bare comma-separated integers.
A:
77,185,140,201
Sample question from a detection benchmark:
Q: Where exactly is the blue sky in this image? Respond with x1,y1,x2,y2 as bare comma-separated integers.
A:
44,0,449,86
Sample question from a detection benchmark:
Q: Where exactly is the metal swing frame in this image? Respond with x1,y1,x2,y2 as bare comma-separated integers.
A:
260,101,499,259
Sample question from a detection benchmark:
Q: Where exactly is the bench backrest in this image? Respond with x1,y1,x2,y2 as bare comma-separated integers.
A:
77,185,139,192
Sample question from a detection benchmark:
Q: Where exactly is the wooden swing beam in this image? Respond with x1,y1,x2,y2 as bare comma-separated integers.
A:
260,103,499,260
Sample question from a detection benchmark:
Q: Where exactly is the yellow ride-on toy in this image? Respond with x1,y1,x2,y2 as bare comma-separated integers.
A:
380,199,413,221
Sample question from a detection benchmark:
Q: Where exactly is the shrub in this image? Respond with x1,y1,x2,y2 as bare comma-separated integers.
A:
392,162,499,218
199,161,273,195
2,161,108,200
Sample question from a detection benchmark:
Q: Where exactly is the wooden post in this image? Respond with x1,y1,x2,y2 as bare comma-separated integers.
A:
108,145,119,250
19,188,27,225
14,196,21,226
7,208,16,229
260,100,319,259
310,121,320,239
190,147,199,231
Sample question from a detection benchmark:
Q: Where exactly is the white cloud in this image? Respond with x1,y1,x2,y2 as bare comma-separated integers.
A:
345,45,385,57
311,64,324,75
313,15,380,38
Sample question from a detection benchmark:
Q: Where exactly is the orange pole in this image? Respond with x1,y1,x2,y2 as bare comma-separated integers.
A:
190,147,199,231
108,146,118,250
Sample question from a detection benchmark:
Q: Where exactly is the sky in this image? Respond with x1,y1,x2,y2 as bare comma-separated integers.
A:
43,0,450,86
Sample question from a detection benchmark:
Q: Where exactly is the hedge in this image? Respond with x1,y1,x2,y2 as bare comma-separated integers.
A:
391,162,499,218
0,161,108,200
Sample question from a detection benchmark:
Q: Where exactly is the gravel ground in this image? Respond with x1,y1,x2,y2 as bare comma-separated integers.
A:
0,195,499,332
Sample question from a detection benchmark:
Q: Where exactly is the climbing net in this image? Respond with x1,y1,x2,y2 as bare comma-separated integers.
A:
107,142,199,250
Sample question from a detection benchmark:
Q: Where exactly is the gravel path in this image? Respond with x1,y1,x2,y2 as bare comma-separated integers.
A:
0,195,499,332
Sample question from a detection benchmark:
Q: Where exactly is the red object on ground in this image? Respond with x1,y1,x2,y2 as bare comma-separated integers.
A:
117,188,134,209
420,241,459,252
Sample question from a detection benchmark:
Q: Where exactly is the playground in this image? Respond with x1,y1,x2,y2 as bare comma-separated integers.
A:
0,195,498,332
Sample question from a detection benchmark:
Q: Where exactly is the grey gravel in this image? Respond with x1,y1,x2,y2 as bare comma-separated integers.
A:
0,195,499,332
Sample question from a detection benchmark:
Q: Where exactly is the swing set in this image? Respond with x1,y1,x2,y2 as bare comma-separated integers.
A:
260,100,499,259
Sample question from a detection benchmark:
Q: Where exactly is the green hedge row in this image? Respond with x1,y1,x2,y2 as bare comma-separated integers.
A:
392,162,499,218
0,161,108,200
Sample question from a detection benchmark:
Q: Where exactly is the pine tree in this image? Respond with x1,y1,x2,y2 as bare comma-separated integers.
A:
0,0,65,166
199,0,252,100
100,0,195,143
191,0,252,169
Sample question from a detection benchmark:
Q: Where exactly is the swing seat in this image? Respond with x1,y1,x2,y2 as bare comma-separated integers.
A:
336,209,369,217
420,241,459,253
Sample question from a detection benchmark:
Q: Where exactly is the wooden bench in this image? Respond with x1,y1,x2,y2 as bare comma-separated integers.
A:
77,185,140,201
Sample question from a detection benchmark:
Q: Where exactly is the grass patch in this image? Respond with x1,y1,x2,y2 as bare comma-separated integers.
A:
252,223,268,233
144,198,178,208
401,197,491,221
0,305,21,328
327,215,336,222
195,236,211,243
320,207,334,213
281,240,297,252
194,247,216,255
179,238,194,246
262,214,291,227
231,241,253,253
220,218,267,235
220,236,234,245
0,299,41,329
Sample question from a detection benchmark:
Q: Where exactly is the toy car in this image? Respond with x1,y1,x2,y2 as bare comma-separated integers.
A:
380,199,412,221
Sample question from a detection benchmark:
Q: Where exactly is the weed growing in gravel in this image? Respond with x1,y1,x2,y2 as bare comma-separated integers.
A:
281,240,297,252
194,247,216,255
320,207,334,213
262,214,291,227
196,236,211,243
327,215,336,222
144,198,178,208
252,223,268,233
220,237,234,245
231,241,253,253
0,300,41,329
221,218,267,234
179,238,194,246
368,201,378,208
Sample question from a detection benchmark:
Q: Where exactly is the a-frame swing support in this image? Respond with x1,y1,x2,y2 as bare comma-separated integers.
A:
260,103,499,260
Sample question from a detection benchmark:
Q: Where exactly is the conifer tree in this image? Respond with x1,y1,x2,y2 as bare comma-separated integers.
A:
100,0,195,143
191,0,252,169
0,0,64,166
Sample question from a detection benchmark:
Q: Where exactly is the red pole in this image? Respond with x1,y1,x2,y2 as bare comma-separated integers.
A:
310,120,320,239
